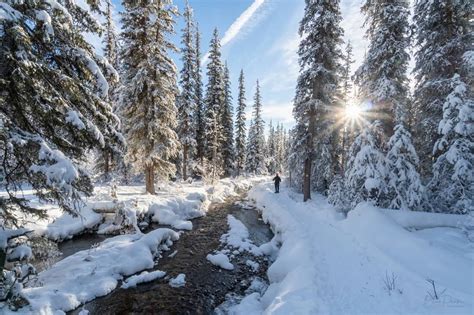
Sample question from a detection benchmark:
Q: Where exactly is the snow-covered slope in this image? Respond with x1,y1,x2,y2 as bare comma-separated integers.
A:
231,181,473,314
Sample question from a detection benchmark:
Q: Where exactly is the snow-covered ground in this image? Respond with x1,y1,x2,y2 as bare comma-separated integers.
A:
229,181,474,314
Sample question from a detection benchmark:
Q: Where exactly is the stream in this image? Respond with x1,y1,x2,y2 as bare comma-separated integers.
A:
56,194,273,314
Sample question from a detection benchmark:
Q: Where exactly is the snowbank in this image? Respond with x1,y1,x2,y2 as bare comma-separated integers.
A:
233,181,474,315
17,229,179,314
121,270,166,289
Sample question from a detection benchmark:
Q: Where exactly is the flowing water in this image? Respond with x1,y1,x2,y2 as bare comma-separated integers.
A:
63,194,273,315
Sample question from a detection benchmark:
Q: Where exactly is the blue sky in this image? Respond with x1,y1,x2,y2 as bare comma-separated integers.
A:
106,0,367,131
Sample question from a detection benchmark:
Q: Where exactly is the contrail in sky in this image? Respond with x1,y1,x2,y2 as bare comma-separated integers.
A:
202,0,267,64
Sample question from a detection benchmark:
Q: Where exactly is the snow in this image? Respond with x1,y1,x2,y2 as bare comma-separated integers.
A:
121,270,166,289
65,110,86,130
169,273,186,288
233,181,474,314
207,252,234,270
17,228,178,314
221,215,262,255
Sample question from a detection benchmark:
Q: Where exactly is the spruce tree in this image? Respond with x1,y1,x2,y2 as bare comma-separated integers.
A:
0,0,122,214
0,0,122,287
292,0,344,200
194,24,205,165
235,69,247,175
429,73,473,214
412,0,472,178
96,0,121,181
246,81,266,174
120,0,180,194
266,120,276,174
221,62,234,177
177,1,197,180
345,121,387,208
354,0,410,137
340,41,355,172
385,124,425,210
204,28,225,178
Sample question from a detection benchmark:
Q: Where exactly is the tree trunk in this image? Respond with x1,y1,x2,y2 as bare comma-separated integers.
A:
104,150,110,176
145,165,155,194
182,146,188,180
303,157,311,201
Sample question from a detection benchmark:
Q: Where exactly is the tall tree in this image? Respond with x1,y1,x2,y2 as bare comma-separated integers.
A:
221,62,234,177
429,73,473,214
246,81,266,174
266,120,276,174
412,0,472,179
385,125,425,210
235,69,247,175
340,41,355,172
193,23,205,165
177,0,197,180
0,0,122,288
292,0,344,200
120,0,180,194
96,0,121,180
354,0,410,137
204,28,225,178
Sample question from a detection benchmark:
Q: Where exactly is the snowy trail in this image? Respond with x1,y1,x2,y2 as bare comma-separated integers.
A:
230,181,474,314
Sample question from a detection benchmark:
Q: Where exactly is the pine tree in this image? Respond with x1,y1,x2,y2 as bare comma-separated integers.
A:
235,69,247,175
204,28,225,178
292,0,344,200
354,0,410,136
120,0,180,194
429,74,473,214
246,81,266,174
412,0,472,178
221,62,234,177
0,0,122,214
194,23,205,165
96,0,121,181
266,120,276,173
177,1,197,180
345,121,387,208
0,0,122,286
385,124,425,210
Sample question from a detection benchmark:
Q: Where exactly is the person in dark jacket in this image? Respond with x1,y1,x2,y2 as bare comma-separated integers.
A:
273,173,281,193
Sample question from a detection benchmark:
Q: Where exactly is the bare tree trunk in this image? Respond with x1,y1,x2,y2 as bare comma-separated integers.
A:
183,146,188,180
145,165,155,194
303,157,311,201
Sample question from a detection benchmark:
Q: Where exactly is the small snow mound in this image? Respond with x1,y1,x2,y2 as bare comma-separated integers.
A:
207,252,234,270
169,274,186,288
121,270,166,289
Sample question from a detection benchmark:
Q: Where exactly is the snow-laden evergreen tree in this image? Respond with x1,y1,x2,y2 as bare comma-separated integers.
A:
412,0,472,178
385,124,425,210
204,28,225,178
235,69,247,175
177,1,197,180
246,81,266,174
95,0,122,181
221,62,234,177
345,121,387,208
354,0,410,137
0,0,122,294
328,174,350,211
194,23,205,165
292,0,344,200
429,74,473,214
266,120,277,174
120,0,180,194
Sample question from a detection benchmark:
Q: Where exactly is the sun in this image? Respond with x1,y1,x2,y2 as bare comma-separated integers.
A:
344,104,363,120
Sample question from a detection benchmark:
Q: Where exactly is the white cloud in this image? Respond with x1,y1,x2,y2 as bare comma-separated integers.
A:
202,0,268,64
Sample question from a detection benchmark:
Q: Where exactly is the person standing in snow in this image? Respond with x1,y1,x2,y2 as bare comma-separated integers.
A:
273,173,281,193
